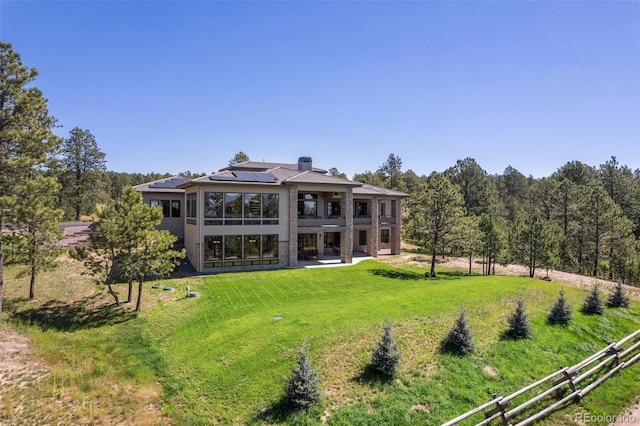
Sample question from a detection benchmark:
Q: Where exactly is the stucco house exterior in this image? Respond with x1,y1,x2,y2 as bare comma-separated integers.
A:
135,157,407,273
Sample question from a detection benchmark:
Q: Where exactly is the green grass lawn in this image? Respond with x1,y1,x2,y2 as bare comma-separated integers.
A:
3,258,640,425
138,260,640,425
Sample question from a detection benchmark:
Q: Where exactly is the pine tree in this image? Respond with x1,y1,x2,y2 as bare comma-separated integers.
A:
608,281,630,308
506,299,532,339
284,345,321,410
442,307,474,355
582,285,604,315
0,42,60,325
371,320,401,377
549,289,573,325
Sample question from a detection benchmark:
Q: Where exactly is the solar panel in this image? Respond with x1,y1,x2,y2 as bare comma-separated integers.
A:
209,172,277,183
148,177,189,188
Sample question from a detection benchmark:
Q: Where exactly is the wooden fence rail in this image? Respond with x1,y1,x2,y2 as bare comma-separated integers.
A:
442,328,640,426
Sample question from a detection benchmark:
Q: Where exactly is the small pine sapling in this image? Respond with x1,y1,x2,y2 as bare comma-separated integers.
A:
548,289,572,325
371,320,401,377
506,299,532,339
442,307,474,355
608,281,630,308
284,345,321,410
582,284,604,315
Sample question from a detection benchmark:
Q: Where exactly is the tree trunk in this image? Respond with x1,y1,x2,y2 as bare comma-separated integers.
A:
29,258,36,300
468,253,472,275
75,204,81,222
127,277,134,303
135,274,144,312
430,233,438,277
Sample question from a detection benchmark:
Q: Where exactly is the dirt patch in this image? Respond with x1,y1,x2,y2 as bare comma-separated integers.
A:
0,328,49,389
483,365,498,377
383,254,640,301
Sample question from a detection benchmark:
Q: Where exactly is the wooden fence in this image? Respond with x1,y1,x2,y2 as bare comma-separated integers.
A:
442,328,640,426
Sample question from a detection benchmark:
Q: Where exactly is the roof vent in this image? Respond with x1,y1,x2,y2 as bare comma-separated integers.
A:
298,157,312,172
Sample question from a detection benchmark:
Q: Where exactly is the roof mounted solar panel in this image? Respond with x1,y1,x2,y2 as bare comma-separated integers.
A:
209,172,278,183
148,177,189,188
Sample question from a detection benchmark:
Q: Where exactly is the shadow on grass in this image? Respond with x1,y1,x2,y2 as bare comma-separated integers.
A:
352,365,395,386
8,294,136,331
368,268,466,281
256,397,322,424
368,268,424,281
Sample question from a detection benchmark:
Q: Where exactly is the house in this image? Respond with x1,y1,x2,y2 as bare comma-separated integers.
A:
135,157,407,273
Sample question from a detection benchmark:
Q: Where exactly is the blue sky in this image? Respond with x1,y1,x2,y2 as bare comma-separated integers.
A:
2,1,639,179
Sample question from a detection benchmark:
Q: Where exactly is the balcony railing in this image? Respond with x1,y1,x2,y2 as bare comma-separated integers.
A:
298,217,346,227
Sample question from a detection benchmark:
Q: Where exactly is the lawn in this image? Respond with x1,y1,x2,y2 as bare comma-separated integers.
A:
2,257,640,425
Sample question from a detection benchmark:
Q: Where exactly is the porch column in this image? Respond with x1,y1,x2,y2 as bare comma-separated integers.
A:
288,186,298,267
391,199,401,255
341,189,353,263
369,196,380,257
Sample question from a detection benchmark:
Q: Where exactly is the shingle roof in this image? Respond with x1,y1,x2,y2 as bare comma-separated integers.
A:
353,184,409,197
285,170,361,187
133,176,188,193
219,161,327,174
171,163,407,198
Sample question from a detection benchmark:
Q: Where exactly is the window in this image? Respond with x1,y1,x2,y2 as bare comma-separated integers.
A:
171,200,181,218
359,230,367,245
262,235,278,258
224,235,242,259
380,202,386,217
187,193,197,219
151,199,180,218
262,193,279,218
298,193,318,217
225,193,243,224
161,200,171,217
327,201,341,217
244,235,260,258
205,192,224,218
204,236,223,260
201,191,280,226
355,202,368,217
203,234,279,268
381,229,390,244
244,194,261,224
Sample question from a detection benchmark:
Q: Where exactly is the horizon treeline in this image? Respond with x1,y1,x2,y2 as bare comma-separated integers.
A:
53,145,640,286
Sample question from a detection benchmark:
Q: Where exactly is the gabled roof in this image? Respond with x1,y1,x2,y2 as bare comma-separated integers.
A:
133,176,188,193
219,161,328,174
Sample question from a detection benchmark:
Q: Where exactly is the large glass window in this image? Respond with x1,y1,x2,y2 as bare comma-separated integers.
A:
298,193,318,217
327,201,341,217
225,193,242,217
244,193,261,219
355,202,368,217
262,193,279,218
244,235,260,259
262,235,278,258
204,235,223,260
381,229,390,244
224,235,242,259
201,191,280,226
186,193,197,218
205,192,224,218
